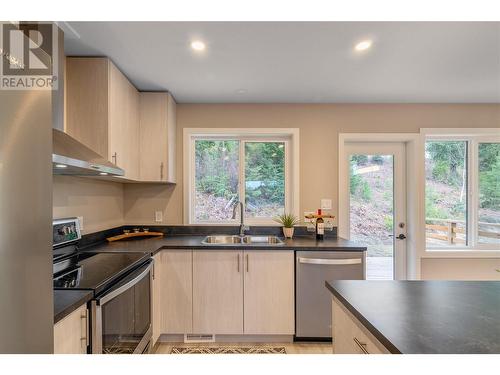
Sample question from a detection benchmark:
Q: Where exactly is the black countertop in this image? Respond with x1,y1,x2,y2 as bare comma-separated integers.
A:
326,280,500,354
81,235,367,254
54,289,93,324
54,234,364,322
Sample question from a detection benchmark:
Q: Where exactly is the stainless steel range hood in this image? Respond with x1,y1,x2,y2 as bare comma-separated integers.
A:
52,129,124,176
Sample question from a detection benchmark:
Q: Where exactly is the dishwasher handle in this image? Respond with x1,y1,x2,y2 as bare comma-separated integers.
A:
297,257,362,265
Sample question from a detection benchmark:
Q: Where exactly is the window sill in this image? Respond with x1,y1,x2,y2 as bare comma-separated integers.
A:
422,249,500,259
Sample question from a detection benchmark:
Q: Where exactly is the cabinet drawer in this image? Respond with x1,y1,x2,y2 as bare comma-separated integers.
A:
332,297,388,354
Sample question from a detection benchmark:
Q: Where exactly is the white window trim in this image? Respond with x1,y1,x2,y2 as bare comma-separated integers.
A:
183,128,300,225
422,128,500,255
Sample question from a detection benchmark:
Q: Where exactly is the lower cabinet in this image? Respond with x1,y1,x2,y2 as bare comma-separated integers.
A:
153,249,295,338
193,250,244,334
243,250,295,334
332,297,389,354
153,250,193,342
54,304,88,354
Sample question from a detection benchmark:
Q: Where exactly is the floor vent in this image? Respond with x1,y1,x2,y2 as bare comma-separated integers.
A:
184,334,215,343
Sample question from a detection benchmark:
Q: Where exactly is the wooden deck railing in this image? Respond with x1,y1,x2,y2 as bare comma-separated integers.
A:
426,218,500,244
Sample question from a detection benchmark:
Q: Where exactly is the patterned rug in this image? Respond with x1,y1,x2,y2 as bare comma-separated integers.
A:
171,346,286,354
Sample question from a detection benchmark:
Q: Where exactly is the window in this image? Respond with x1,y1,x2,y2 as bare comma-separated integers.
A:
425,136,500,250
186,129,298,224
478,142,500,245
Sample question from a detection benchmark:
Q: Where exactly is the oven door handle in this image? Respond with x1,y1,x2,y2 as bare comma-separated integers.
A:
97,259,152,305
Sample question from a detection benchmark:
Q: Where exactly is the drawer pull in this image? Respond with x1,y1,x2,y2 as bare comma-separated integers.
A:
353,337,369,354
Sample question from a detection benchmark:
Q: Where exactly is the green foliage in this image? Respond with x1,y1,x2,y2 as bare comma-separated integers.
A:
350,161,362,195
351,155,368,166
479,144,500,211
371,155,384,165
195,140,239,200
425,186,449,219
426,141,466,187
479,156,500,210
383,215,393,231
360,180,372,202
245,142,285,207
274,213,300,228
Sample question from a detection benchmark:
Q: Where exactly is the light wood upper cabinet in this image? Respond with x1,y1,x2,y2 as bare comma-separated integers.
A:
243,250,295,335
54,304,88,354
139,92,177,183
192,250,244,334
66,57,140,180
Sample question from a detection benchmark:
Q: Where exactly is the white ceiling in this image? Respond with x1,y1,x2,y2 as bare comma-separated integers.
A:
63,22,500,103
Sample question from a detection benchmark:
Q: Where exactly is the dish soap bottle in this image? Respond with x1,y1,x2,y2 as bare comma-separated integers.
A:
316,209,324,240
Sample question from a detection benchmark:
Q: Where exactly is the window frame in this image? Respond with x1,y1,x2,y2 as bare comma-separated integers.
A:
184,128,299,225
424,133,500,252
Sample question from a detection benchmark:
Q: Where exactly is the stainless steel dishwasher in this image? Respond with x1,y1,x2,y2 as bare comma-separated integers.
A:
296,251,366,340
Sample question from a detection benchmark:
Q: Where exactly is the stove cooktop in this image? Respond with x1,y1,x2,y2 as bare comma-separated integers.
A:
53,252,149,296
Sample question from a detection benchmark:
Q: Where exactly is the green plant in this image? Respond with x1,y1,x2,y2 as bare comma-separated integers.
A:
384,215,393,231
360,181,372,202
274,213,300,228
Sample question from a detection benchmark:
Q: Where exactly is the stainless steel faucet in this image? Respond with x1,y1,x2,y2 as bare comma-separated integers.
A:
232,201,249,236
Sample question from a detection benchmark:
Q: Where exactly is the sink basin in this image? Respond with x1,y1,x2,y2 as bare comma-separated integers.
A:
201,235,284,246
202,235,243,244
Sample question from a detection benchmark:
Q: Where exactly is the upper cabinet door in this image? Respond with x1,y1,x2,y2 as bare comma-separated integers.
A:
139,92,177,183
243,250,295,335
65,57,110,158
108,62,140,180
66,57,139,180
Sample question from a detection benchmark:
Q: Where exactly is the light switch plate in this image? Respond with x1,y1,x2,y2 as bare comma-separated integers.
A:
321,199,332,210
155,211,163,222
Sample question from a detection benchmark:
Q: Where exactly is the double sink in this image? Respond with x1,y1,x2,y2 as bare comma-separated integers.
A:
201,235,284,245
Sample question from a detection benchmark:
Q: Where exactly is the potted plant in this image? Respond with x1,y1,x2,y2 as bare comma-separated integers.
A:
274,213,300,238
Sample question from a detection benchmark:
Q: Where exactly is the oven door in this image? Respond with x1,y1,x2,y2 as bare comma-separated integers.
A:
92,259,152,354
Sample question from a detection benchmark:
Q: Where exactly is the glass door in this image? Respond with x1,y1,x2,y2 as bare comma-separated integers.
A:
345,143,407,280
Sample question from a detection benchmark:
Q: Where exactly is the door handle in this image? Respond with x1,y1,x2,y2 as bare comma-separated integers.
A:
389,234,407,240
237,253,240,272
246,254,249,272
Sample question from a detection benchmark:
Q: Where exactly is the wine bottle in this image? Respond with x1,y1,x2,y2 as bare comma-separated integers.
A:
316,209,324,240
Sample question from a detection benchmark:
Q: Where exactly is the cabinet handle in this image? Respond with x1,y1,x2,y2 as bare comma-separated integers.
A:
81,311,89,347
237,253,240,272
160,162,164,180
112,152,117,165
246,254,249,272
353,337,369,354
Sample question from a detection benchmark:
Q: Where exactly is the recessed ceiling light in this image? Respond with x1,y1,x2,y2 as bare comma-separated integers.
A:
354,39,373,52
55,164,67,169
99,172,108,176
235,89,247,94
190,40,206,52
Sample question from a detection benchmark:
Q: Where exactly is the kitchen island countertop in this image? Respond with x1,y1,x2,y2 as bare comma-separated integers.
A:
326,280,500,354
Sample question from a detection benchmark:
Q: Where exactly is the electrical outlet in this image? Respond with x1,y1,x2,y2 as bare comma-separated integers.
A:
155,211,163,223
321,199,332,210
